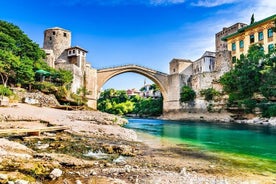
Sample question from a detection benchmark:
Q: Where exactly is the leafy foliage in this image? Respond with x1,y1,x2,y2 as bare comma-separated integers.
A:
0,20,73,100
0,50,20,86
98,88,163,116
180,86,196,103
220,44,276,117
200,88,220,101
0,20,45,61
0,85,13,97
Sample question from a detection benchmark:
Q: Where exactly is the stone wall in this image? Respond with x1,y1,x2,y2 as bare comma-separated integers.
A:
56,64,83,94
43,27,71,63
164,73,186,112
85,65,98,109
169,59,192,74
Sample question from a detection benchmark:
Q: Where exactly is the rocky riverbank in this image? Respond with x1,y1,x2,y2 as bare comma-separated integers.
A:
0,103,275,184
162,111,276,126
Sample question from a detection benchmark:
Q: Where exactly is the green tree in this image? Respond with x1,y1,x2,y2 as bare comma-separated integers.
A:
220,44,276,116
98,88,163,116
0,20,45,61
53,69,73,87
220,44,264,100
0,20,48,87
250,13,255,24
15,57,35,86
180,86,196,103
0,50,20,87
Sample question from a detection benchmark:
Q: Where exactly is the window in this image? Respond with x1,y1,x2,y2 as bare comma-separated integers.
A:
49,36,52,41
260,46,264,52
250,34,254,43
232,42,236,51
64,32,67,37
239,40,244,48
258,32,263,41
69,50,72,54
268,28,273,38
232,56,236,63
268,44,274,53
73,50,75,54
53,31,55,35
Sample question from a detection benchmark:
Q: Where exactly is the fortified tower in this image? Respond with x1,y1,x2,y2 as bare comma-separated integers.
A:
43,27,71,66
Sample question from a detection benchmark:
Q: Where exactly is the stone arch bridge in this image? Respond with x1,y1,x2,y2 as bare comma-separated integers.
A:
97,64,168,99
96,64,180,113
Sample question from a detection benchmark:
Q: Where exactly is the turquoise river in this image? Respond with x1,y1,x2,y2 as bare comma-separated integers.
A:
124,118,276,173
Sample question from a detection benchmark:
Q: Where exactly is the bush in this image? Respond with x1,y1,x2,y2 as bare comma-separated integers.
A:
243,99,257,113
267,105,276,117
200,88,219,101
33,82,57,94
0,85,13,97
261,104,276,117
180,86,196,103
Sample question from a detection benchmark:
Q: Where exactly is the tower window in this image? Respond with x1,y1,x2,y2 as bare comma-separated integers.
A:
49,36,52,41
53,31,55,35
64,32,67,37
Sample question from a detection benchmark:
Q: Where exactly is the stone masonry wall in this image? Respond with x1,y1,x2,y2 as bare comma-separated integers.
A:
56,64,83,94
43,28,71,63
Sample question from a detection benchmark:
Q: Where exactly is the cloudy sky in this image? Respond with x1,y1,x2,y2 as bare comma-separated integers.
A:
1,0,275,90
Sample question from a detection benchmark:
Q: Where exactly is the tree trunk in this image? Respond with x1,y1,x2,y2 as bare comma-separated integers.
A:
0,73,8,87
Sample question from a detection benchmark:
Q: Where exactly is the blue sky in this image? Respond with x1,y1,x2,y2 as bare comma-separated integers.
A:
1,0,275,90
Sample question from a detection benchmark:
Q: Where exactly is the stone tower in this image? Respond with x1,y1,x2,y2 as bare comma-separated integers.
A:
43,27,71,66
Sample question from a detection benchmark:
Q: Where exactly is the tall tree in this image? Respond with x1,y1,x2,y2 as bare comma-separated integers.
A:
0,50,20,87
250,13,255,24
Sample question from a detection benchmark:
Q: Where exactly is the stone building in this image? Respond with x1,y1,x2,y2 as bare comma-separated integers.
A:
42,27,97,108
222,14,276,61
216,23,247,52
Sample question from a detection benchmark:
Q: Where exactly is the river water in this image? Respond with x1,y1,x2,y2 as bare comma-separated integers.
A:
124,118,276,172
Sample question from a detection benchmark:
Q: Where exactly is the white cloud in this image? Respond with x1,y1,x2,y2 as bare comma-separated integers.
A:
237,0,276,22
191,0,239,7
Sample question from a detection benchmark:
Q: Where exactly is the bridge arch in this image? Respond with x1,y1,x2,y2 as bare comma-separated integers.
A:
97,65,168,100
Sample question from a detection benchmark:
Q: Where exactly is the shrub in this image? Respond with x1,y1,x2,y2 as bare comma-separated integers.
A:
33,82,56,94
243,99,257,113
180,86,196,103
200,88,220,101
261,104,276,117
267,105,276,117
0,85,13,97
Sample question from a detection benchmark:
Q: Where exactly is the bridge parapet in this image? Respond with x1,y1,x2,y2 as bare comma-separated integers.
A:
98,64,168,76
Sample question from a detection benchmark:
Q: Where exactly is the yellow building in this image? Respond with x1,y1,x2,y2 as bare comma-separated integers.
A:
222,14,276,62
